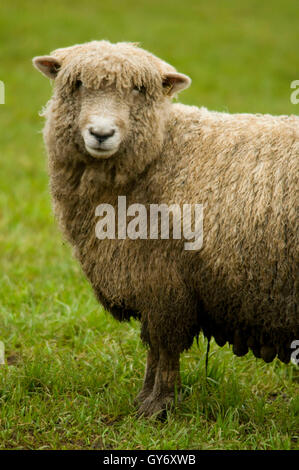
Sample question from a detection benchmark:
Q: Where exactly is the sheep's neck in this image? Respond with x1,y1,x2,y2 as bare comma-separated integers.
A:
48,148,159,246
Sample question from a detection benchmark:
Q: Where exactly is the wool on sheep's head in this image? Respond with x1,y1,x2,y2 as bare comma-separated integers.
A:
33,40,191,165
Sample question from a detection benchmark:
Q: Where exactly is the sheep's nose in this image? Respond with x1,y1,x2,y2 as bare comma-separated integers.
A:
89,127,115,143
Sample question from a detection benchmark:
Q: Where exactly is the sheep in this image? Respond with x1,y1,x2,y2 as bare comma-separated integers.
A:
33,40,299,417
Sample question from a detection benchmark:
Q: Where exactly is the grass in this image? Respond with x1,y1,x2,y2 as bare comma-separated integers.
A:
0,0,298,450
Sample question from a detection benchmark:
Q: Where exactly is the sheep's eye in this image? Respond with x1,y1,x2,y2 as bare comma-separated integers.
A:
133,85,146,95
75,80,83,90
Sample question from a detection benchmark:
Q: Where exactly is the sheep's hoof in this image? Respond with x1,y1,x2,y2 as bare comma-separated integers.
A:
137,393,174,419
134,387,153,406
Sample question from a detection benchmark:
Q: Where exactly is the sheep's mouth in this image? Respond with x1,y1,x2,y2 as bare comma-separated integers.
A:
85,144,119,159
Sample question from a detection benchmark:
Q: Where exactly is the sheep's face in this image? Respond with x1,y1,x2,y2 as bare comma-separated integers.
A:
78,85,131,159
33,41,191,161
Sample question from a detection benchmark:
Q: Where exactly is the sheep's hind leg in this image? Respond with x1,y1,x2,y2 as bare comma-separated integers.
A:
137,348,181,418
135,347,159,404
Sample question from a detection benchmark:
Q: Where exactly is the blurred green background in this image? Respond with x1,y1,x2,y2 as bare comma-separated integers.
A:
0,0,298,450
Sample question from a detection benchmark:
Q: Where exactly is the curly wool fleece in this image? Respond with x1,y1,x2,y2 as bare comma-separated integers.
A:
33,40,298,416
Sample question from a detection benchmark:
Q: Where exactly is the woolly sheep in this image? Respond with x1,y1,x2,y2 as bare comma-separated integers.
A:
33,40,299,417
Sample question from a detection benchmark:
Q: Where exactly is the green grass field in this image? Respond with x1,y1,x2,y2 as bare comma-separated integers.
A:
0,0,298,450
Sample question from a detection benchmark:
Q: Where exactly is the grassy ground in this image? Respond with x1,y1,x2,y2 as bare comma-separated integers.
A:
0,0,298,450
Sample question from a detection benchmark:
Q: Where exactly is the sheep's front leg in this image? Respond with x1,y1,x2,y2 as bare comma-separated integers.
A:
137,348,181,418
135,347,159,404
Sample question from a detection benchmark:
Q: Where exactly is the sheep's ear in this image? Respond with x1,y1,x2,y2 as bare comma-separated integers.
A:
162,72,191,96
32,56,61,79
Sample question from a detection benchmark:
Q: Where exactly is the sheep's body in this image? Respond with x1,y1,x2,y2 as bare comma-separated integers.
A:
34,41,299,417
